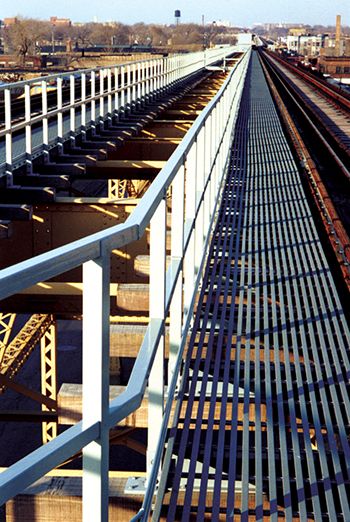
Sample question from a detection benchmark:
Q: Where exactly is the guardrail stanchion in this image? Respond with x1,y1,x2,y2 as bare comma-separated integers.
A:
91,70,96,136
148,195,167,484
70,74,76,148
57,77,64,153
169,163,185,383
24,83,32,174
184,141,197,316
82,243,110,522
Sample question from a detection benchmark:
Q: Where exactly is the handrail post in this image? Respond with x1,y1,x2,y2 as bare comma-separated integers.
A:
91,70,96,136
82,242,110,522
24,83,32,174
57,77,64,152
148,195,167,483
107,68,112,127
70,74,76,148
42,79,49,163
4,87,12,179
169,163,185,382
184,141,197,316
81,72,87,141
100,70,105,128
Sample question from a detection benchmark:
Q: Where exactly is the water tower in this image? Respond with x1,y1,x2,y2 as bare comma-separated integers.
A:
175,10,181,25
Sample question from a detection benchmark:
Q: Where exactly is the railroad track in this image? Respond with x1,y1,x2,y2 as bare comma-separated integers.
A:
258,49,350,301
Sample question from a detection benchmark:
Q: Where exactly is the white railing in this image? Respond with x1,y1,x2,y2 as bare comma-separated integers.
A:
0,46,238,176
0,47,251,521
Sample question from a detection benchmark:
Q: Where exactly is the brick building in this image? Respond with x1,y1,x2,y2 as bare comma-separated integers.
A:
0,55,44,68
318,56,350,81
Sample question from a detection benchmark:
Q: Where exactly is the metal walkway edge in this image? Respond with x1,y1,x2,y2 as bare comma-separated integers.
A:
153,52,350,521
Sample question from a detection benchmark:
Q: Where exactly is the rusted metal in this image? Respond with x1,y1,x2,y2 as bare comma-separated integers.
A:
259,53,350,290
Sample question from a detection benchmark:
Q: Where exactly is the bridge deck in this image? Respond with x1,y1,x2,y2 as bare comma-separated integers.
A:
154,52,350,521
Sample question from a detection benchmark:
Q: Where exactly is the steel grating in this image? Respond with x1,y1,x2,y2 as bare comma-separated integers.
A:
155,53,350,521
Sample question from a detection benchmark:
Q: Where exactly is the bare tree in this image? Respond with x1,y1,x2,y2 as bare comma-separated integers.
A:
3,17,46,64
111,23,130,46
149,24,168,46
71,23,94,47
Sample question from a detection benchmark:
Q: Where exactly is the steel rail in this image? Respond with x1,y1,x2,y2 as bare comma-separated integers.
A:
259,51,350,285
261,52,350,179
262,49,350,112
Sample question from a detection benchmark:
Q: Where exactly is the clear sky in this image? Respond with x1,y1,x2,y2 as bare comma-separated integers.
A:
2,0,349,28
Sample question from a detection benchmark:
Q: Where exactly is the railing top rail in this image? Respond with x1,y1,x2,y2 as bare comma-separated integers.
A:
0,45,238,91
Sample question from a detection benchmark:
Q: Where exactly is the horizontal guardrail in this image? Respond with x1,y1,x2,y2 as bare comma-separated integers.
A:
0,45,239,176
0,47,251,521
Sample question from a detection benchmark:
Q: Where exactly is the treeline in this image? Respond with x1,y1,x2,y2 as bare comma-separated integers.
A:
0,17,239,64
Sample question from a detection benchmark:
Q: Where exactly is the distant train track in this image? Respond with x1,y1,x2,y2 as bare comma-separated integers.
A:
258,49,350,298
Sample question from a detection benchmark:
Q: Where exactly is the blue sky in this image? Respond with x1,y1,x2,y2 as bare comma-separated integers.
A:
2,0,349,27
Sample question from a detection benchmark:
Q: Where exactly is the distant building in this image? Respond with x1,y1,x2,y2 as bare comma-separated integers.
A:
286,34,322,56
4,18,16,27
252,22,305,32
3,16,71,28
49,17,71,27
322,36,346,57
207,20,231,28
318,56,350,82
0,54,43,68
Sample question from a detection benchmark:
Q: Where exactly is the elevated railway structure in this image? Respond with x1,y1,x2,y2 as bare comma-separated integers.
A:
258,50,350,299
0,42,350,522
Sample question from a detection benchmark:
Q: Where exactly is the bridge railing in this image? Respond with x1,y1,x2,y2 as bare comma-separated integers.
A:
0,47,251,521
0,45,238,177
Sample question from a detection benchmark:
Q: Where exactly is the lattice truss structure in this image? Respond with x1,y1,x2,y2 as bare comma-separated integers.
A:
108,179,151,199
0,313,57,443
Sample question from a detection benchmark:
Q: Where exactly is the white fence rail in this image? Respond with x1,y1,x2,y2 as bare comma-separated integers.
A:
0,47,251,521
0,46,238,176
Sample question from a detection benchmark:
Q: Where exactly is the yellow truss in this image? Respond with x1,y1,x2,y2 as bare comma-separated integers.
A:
0,314,54,396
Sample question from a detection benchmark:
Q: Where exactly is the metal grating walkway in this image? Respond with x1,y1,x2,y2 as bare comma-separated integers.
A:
154,53,350,521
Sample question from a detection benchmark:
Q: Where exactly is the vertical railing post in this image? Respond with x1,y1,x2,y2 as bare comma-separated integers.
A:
184,141,197,316
210,109,218,214
121,65,125,116
149,61,154,102
132,63,136,111
57,77,64,153
24,83,32,174
195,126,205,273
42,80,49,163
4,87,12,179
203,115,212,237
126,64,131,114
148,195,167,483
69,74,76,148
114,67,119,122
137,61,142,110
160,58,164,96
146,60,150,104
156,59,160,98
91,70,96,136
81,72,87,142
107,68,112,127
82,241,110,522
100,70,105,129
169,164,185,382
141,61,146,107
